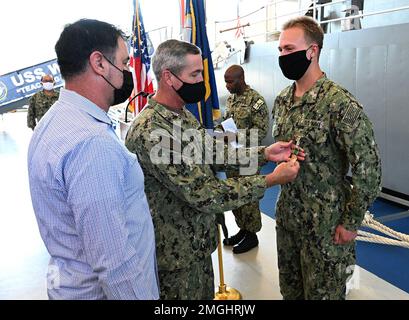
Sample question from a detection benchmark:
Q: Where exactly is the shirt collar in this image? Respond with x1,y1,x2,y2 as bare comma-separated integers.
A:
285,73,327,109
40,90,59,98
148,97,186,121
59,88,113,125
233,85,250,99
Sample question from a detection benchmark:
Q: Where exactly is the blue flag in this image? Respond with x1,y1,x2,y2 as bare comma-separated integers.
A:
184,0,220,129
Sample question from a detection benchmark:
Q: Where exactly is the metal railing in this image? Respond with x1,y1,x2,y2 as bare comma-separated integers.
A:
320,4,409,25
228,0,409,41
240,0,348,38
214,1,347,43
146,25,172,46
211,0,409,67
265,0,348,22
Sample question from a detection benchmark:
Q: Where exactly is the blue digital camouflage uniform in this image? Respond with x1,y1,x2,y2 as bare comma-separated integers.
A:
224,86,269,233
272,74,382,300
125,98,269,300
27,90,59,130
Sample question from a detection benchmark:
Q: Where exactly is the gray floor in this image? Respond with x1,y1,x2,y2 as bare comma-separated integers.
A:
0,111,408,300
0,111,49,299
215,213,409,300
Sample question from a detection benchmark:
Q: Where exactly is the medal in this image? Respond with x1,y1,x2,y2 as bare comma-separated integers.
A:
291,135,302,159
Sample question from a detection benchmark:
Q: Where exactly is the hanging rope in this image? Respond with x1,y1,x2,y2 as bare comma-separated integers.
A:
356,211,409,249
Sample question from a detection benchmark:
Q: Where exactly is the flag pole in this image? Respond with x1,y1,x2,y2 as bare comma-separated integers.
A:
214,224,242,300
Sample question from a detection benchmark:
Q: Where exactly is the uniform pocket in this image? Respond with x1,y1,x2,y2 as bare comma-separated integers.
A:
235,110,250,127
302,120,327,144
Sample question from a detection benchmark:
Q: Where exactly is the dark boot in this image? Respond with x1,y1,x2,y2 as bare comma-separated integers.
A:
233,232,258,254
223,229,246,246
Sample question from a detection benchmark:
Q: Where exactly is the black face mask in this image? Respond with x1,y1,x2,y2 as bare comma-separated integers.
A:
170,71,206,104
278,47,312,80
102,55,134,105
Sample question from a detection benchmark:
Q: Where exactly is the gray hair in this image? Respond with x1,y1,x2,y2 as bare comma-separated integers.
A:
152,39,201,81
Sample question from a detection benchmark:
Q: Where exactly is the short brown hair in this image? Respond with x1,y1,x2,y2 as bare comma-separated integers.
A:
282,16,324,50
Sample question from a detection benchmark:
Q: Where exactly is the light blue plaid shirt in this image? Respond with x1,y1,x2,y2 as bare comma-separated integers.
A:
28,88,159,300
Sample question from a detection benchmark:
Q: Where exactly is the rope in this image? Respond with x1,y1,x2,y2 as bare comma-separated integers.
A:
362,212,409,242
356,211,409,249
357,231,409,249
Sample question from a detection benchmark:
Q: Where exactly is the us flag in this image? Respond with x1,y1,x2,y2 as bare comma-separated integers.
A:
129,0,154,114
